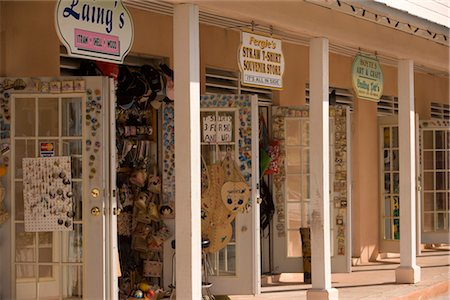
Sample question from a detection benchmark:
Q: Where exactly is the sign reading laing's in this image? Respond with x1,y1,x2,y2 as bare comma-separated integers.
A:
239,31,285,90
55,0,134,63
352,54,384,102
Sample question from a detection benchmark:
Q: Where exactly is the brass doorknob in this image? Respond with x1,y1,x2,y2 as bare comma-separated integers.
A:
91,207,101,216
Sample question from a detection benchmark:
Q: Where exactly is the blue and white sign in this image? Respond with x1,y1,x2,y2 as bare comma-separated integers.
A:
55,0,134,63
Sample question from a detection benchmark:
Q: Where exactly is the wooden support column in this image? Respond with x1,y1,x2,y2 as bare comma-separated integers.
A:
306,37,339,300
173,4,202,299
395,59,421,284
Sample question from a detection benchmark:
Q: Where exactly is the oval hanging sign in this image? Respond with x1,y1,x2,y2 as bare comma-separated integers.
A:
352,53,384,102
55,0,134,63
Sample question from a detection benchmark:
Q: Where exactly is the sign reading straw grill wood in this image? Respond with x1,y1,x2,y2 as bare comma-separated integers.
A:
55,0,134,63
352,53,384,102
238,31,285,90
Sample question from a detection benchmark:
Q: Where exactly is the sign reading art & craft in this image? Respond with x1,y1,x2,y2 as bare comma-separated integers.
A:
238,31,285,90
55,0,134,63
352,53,384,102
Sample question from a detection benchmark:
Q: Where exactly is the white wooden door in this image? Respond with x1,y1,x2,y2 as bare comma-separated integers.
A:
420,120,450,244
378,116,401,253
1,76,114,299
200,94,260,295
272,106,351,274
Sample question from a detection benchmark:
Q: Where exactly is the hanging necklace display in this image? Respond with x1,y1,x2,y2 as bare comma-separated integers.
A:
23,156,73,232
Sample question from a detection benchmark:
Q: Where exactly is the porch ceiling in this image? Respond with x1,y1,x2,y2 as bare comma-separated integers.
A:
125,0,449,77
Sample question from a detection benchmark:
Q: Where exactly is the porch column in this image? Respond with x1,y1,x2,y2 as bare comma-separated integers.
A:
395,59,421,283
307,37,338,300
173,4,202,299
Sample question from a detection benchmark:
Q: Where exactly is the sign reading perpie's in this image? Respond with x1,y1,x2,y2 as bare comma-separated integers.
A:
238,31,285,90
55,0,134,63
352,54,384,102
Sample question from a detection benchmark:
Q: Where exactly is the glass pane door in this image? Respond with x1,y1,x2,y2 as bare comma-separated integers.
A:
380,125,400,241
201,109,238,276
421,125,450,243
12,94,84,300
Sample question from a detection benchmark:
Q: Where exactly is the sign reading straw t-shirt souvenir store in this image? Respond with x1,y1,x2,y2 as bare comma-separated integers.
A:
239,31,285,90
352,53,384,102
55,0,134,63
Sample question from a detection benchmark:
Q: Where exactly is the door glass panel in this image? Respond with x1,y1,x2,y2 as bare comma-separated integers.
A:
287,202,301,229
15,223,35,262
436,192,446,211
437,213,445,230
423,213,434,232
423,131,433,149
301,122,309,145
436,172,445,190
62,224,83,263
38,98,59,136
72,182,83,221
62,97,82,136
302,175,310,199
200,111,216,143
38,232,54,262
302,149,310,173
383,150,390,170
392,127,399,147
15,181,24,220
217,111,235,142
424,192,434,211
39,265,59,299
393,173,399,194
63,140,82,156
62,266,83,299
286,147,301,173
392,150,399,171
423,151,434,170
16,264,36,280
285,119,301,145
71,157,83,179
424,172,434,190
436,151,445,169
384,173,391,193
15,98,35,137
287,230,301,257
286,175,301,201
15,140,36,178
435,131,445,149
383,127,390,148
218,144,235,161
38,265,53,278
384,218,392,239
384,196,391,216
301,202,311,226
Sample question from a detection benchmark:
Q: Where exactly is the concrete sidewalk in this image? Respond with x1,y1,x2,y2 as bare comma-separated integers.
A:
228,247,450,300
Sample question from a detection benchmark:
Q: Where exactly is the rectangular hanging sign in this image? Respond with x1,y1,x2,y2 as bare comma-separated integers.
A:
352,53,384,102
55,0,134,63
238,31,285,90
